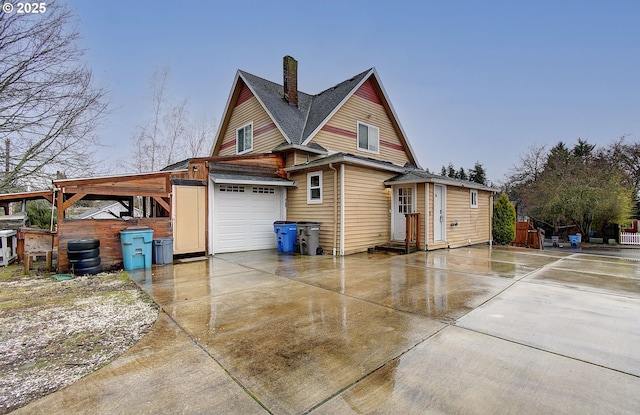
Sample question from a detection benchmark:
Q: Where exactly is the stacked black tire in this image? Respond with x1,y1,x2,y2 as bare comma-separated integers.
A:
68,239,101,275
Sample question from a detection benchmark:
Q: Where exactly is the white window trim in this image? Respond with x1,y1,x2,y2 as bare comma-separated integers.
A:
307,171,323,204
357,121,380,154
470,189,478,208
236,122,253,155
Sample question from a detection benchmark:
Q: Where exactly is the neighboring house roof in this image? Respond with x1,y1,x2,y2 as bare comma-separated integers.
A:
161,159,190,172
74,202,142,219
385,169,496,192
212,65,420,167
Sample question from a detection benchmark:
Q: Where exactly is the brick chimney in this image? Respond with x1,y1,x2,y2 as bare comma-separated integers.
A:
283,55,298,107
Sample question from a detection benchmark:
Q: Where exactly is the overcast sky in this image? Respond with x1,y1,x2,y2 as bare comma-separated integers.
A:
66,0,640,183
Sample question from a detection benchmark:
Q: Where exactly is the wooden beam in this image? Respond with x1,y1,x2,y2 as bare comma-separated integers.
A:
60,186,170,198
62,193,87,212
57,188,65,222
152,196,171,215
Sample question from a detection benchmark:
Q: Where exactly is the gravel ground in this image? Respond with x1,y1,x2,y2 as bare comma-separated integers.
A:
0,270,158,414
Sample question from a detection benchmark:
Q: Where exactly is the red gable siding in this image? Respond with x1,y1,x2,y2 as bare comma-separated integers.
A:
321,124,356,139
236,82,253,107
220,140,236,151
254,122,277,137
354,79,382,105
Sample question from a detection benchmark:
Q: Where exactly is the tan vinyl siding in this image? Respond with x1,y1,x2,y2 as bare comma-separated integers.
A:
217,96,286,156
425,184,492,250
416,183,426,250
286,168,338,252
342,166,393,254
442,186,492,249
284,151,325,168
312,94,410,166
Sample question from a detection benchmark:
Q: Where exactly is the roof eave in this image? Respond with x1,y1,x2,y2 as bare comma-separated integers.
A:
370,68,422,169
238,72,292,145
272,144,328,155
301,69,376,146
284,154,405,174
211,71,241,156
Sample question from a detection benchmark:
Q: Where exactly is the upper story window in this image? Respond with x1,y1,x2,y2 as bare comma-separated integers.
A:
357,121,379,154
470,189,478,208
237,122,253,154
307,171,322,204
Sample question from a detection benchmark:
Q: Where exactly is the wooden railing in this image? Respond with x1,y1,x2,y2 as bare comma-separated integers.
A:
620,232,640,245
405,213,421,254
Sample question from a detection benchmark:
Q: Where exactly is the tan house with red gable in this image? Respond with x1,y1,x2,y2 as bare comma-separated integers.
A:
205,56,495,255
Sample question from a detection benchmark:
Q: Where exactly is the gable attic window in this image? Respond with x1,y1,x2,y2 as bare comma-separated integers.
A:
470,189,478,208
357,121,379,154
236,122,253,154
307,171,322,204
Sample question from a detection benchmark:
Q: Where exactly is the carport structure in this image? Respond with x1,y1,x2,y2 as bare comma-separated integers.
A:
1,153,291,272
53,172,174,272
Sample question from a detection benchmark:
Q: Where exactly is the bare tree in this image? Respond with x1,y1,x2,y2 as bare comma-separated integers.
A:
131,67,214,172
0,2,108,192
185,116,216,158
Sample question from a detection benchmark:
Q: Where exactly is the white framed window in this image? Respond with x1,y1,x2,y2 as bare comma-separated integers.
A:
307,171,322,204
357,121,379,154
470,189,478,208
236,122,253,154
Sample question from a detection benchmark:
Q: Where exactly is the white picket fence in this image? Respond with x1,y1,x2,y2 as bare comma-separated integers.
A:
620,232,640,245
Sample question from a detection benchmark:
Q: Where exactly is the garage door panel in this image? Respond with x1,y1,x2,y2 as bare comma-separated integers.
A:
214,184,284,253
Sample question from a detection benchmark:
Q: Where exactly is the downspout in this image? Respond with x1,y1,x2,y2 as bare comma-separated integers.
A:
340,164,345,255
425,183,429,250
489,192,494,247
328,164,338,256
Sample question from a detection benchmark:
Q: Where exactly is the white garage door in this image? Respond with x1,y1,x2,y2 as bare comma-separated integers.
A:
213,184,284,253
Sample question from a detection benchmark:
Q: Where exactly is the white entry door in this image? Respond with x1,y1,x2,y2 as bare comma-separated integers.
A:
392,186,415,241
434,185,445,241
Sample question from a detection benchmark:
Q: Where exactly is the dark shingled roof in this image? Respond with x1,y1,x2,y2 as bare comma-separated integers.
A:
239,68,372,146
385,169,496,192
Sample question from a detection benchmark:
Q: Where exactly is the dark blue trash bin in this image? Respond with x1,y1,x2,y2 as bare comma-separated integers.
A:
273,221,297,252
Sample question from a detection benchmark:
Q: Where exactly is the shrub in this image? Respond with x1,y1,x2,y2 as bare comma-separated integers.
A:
493,193,516,244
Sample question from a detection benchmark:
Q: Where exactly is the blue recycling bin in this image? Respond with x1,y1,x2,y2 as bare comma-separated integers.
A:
568,235,580,247
273,221,297,252
120,227,154,270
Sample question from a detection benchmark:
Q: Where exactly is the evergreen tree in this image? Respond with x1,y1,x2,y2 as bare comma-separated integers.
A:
469,162,487,185
457,167,468,180
447,163,456,178
493,193,516,244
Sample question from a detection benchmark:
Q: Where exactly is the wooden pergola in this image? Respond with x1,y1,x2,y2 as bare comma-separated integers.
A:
53,171,173,222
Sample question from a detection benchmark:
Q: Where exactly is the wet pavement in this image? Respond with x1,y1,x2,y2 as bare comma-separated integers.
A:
12,246,640,414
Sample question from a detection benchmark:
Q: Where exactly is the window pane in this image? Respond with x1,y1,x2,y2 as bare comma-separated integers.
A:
245,125,252,150
237,129,244,152
369,126,379,152
311,175,320,187
358,124,368,149
311,188,320,199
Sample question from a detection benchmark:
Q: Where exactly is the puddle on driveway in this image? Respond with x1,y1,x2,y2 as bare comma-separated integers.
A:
164,279,444,415
295,264,511,322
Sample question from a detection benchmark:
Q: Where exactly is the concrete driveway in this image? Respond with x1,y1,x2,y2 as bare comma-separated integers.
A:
13,246,640,414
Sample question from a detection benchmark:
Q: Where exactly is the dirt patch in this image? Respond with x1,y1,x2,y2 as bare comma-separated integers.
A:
0,267,158,414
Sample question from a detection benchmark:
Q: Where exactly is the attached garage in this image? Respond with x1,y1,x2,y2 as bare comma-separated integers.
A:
209,179,294,254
